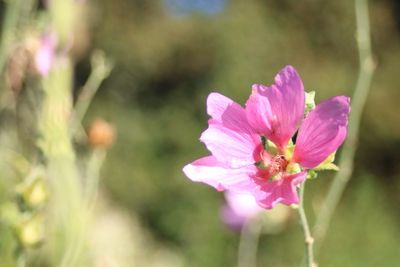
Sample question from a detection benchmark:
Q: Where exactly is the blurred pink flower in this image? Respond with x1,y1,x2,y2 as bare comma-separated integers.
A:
183,65,350,209
35,32,57,76
221,191,263,230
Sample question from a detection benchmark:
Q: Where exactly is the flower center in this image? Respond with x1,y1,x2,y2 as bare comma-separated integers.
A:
268,155,288,175
255,153,289,181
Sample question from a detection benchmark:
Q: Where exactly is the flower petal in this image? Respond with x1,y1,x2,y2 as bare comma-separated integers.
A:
224,191,263,218
221,204,247,231
183,156,258,192
207,92,258,138
253,172,306,209
207,93,242,122
245,90,273,137
293,96,350,169
246,65,305,149
200,120,260,168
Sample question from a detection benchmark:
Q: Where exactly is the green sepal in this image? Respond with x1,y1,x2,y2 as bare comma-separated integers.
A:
284,139,295,160
305,91,316,115
254,161,266,170
261,136,267,149
286,162,301,174
314,153,339,171
306,170,318,179
261,136,278,155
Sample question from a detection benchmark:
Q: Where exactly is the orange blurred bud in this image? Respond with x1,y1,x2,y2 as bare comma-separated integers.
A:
88,118,116,149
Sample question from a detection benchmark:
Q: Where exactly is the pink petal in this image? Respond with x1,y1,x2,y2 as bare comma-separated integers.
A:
200,122,260,168
245,90,273,137
224,191,263,218
246,66,305,149
221,204,247,231
201,94,263,168
183,156,258,192
253,172,306,209
207,92,259,140
293,96,350,169
220,191,263,230
207,93,243,123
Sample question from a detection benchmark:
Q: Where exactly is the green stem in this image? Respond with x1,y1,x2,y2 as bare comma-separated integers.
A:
237,217,262,267
16,246,26,267
298,181,316,267
0,0,22,74
71,51,112,137
313,0,375,251
85,148,106,209
17,254,25,267
0,0,22,114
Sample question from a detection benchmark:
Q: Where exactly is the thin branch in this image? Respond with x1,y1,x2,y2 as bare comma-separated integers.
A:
71,50,113,136
298,181,317,267
0,0,22,74
237,217,262,267
313,0,375,251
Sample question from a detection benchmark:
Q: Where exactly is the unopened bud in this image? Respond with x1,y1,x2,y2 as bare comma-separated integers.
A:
16,169,48,208
88,118,115,149
15,214,44,248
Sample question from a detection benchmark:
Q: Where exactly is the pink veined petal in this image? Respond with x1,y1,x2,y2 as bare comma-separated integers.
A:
293,96,350,169
246,65,305,150
245,91,273,137
200,120,260,168
207,92,260,142
253,172,307,209
182,156,258,193
207,92,243,123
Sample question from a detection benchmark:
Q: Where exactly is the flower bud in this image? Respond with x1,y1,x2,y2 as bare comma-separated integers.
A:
15,214,44,248
88,118,116,149
16,169,48,209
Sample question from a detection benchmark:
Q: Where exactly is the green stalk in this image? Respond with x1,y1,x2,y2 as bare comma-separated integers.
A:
297,181,316,267
313,0,375,253
38,57,87,267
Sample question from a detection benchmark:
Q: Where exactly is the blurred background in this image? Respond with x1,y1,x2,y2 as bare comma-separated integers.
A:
0,0,400,266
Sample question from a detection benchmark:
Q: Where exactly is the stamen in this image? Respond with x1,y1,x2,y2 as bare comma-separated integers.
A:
255,154,288,180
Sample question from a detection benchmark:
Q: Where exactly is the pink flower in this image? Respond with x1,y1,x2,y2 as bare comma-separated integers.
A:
35,32,57,76
221,191,264,230
183,65,350,209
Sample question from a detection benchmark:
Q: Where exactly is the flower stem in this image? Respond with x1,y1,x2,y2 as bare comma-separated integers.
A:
298,181,316,267
16,248,26,267
313,0,375,251
71,50,112,138
237,217,262,267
